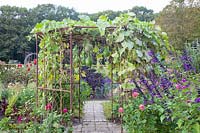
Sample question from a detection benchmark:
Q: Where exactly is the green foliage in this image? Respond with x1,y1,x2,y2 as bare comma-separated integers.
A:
0,117,11,131
5,93,18,116
31,13,169,83
112,51,200,132
186,42,200,73
0,64,36,88
0,4,79,62
0,6,31,62
156,0,200,49
0,4,156,62
31,13,169,126
89,6,155,21
102,102,112,120
0,83,72,132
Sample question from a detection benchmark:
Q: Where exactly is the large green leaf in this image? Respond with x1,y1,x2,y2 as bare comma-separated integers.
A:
116,33,125,42
122,40,134,50
136,50,143,58
134,38,142,46
192,123,200,133
177,119,184,128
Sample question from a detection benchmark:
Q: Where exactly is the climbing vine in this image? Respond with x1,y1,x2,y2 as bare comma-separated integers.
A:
31,13,170,90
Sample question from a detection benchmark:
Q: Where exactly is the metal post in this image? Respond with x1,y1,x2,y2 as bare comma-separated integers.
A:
119,57,123,133
35,34,39,107
60,44,63,114
69,32,73,117
111,61,114,122
121,87,123,133
78,45,81,123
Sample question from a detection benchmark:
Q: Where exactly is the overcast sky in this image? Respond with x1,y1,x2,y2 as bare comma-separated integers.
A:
0,0,171,13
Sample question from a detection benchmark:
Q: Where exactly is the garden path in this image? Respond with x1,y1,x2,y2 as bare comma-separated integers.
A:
73,100,123,133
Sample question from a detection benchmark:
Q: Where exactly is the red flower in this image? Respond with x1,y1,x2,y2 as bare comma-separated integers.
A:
118,107,124,113
29,63,32,67
63,108,68,113
132,92,139,98
17,116,23,123
27,67,30,72
33,59,37,65
17,64,22,68
45,103,52,111
139,104,145,111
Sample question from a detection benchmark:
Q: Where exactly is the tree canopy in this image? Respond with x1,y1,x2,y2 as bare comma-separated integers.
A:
0,4,79,62
156,0,200,49
1,1,199,62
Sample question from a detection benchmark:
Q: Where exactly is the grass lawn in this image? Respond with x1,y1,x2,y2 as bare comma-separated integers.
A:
102,101,112,120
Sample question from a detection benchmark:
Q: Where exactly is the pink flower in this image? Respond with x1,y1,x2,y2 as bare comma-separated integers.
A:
175,83,181,90
186,100,192,103
118,107,124,113
45,103,52,111
139,104,145,111
63,108,68,113
17,116,23,123
132,92,139,98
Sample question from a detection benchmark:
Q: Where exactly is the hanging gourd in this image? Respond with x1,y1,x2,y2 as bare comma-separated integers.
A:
86,54,92,67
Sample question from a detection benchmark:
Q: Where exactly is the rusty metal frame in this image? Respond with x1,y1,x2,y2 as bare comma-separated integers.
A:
35,25,125,132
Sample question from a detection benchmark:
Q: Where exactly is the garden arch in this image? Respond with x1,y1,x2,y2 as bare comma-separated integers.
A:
33,14,169,130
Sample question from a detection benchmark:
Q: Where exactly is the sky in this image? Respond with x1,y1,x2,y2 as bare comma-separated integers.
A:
0,0,171,13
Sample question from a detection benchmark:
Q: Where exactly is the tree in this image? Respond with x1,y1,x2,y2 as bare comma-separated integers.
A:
128,6,155,21
156,0,200,49
29,4,79,23
88,6,155,21
88,10,122,21
0,4,155,62
0,4,79,63
0,6,31,62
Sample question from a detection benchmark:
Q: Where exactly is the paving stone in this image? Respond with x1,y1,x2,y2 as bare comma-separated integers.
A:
73,100,124,133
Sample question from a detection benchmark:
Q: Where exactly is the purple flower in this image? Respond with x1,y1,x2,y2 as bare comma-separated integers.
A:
181,78,187,83
194,97,200,103
148,50,154,57
183,63,193,71
103,77,112,84
181,85,187,89
149,84,156,90
160,77,172,89
180,50,195,72
132,89,138,93
155,94,162,98
140,77,148,84
151,57,159,63
180,51,192,62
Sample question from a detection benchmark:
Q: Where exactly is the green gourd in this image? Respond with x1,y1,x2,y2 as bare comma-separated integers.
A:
86,56,92,66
